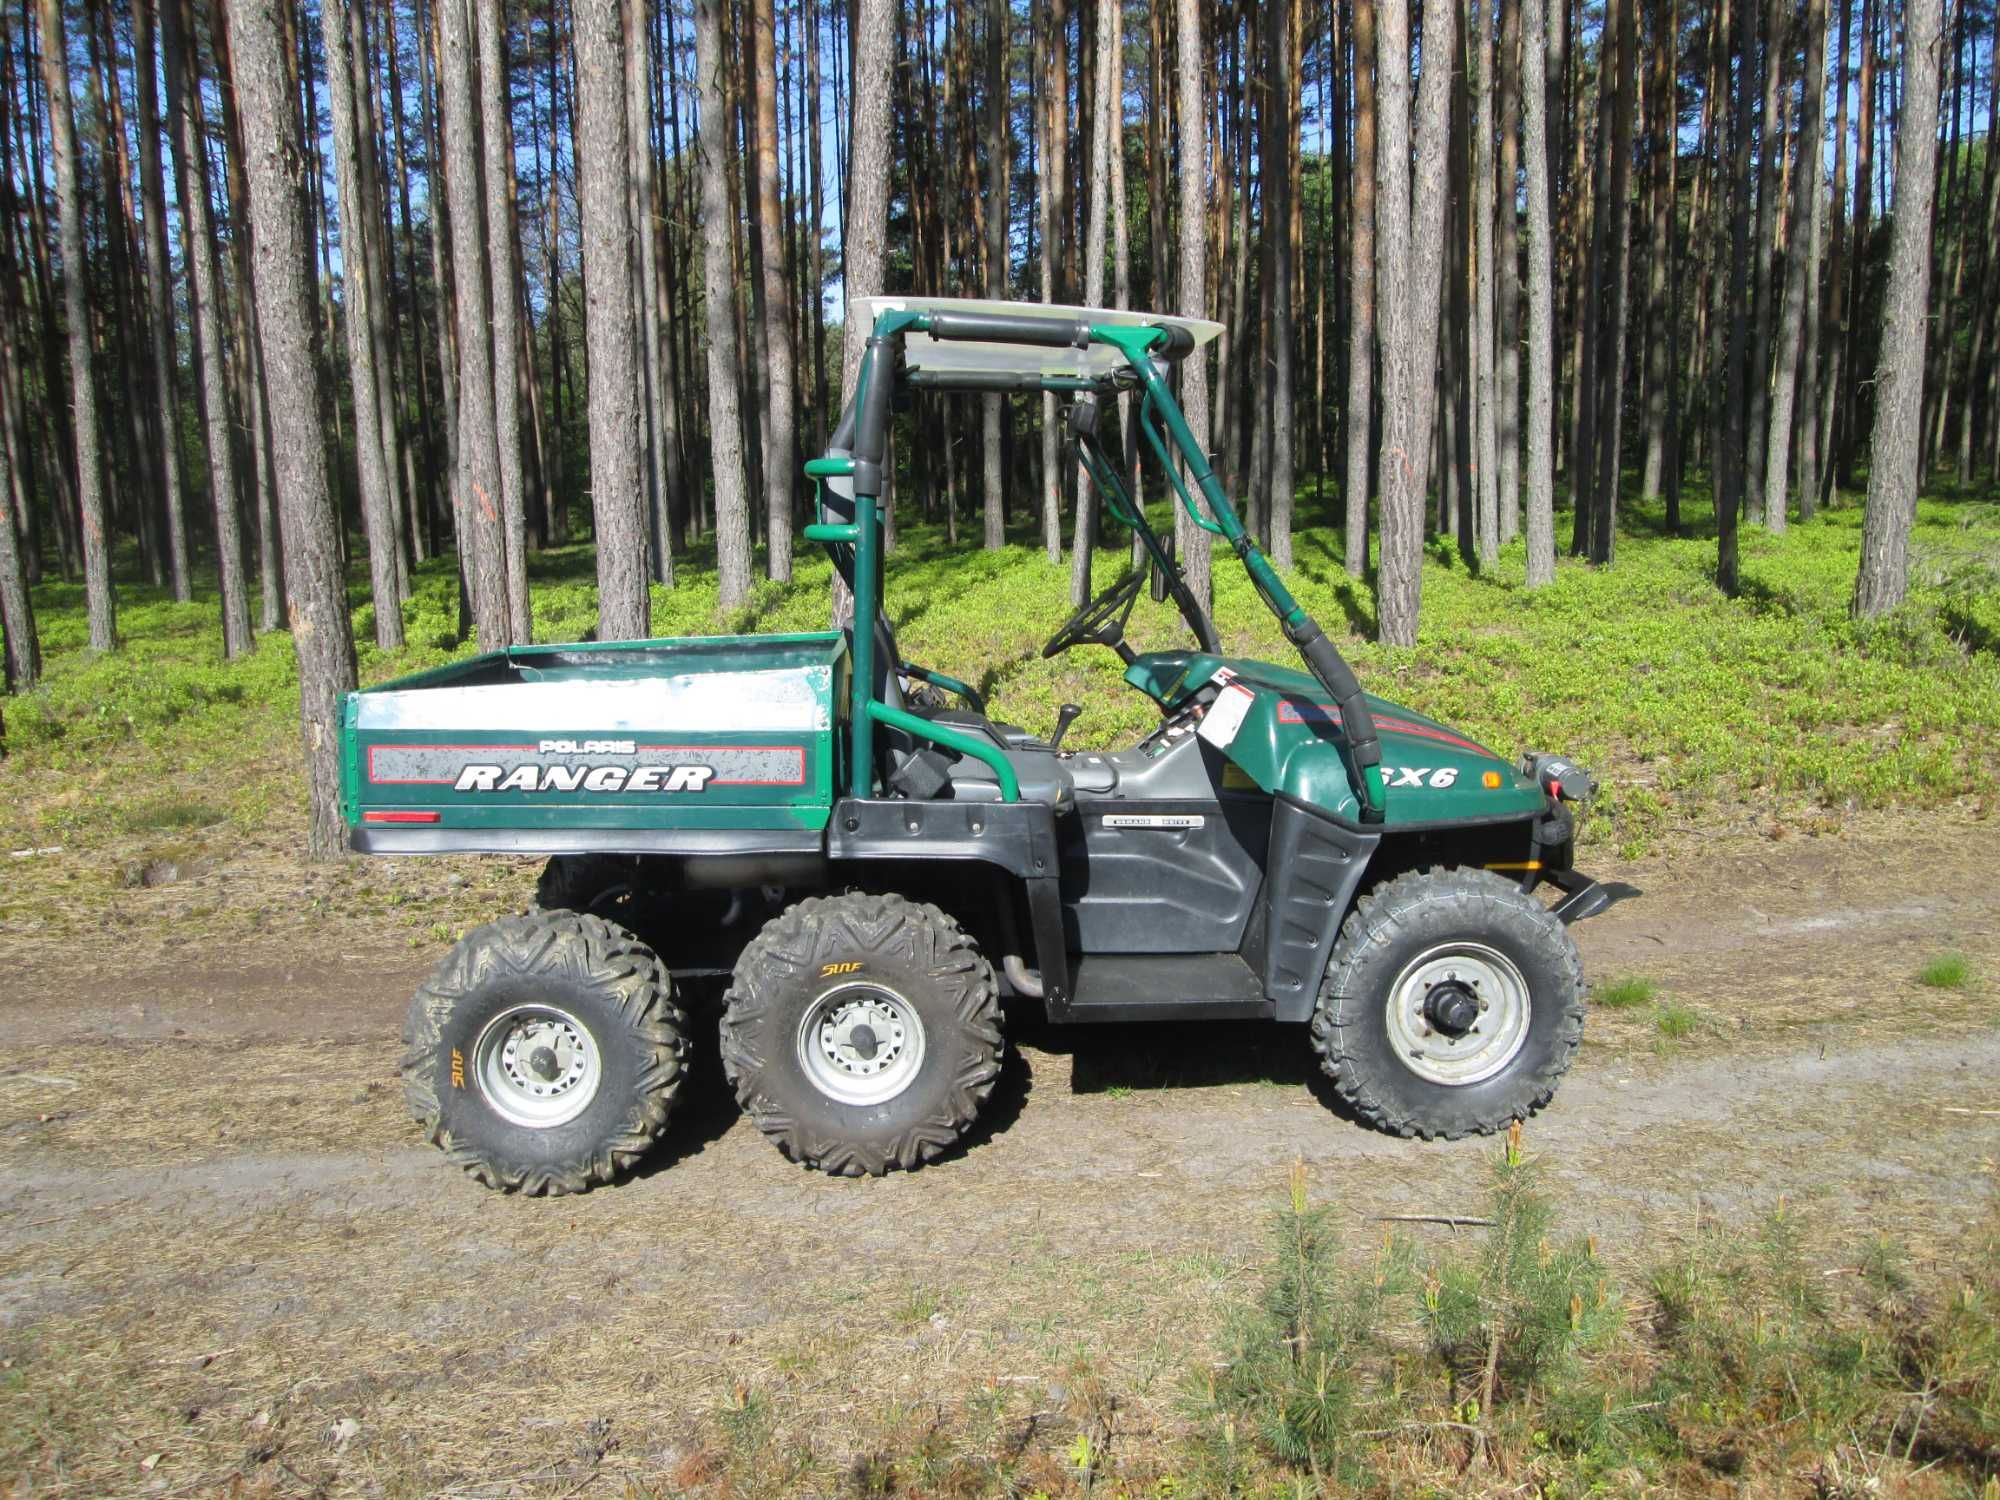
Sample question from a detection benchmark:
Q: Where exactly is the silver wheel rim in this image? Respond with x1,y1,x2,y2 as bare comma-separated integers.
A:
1385,942,1531,1087
472,1003,603,1129
796,982,927,1106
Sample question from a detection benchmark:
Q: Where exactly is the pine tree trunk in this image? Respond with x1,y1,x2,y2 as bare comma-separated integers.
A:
624,0,662,576
476,4,531,638
161,0,253,656
570,0,651,633
418,0,460,555
1039,0,1069,564
694,0,754,609
1265,0,1296,570
39,0,114,651
1814,0,1851,512
751,0,797,582
323,0,406,650
1762,0,1828,528
132,0,191,602
1836,0,1876,490
1473,0,1500,568
1743,0,1788,522
0,378,35,689
1522,0,1558,586
438,0,510,644
1796,144,1827,514
1853,0,1941,617
1173,0,1214,612
1071,0,1118,607
982,0,1009,549
352,0,408,606
226,0,360,860
1344,0,1377,578
1495,0,1522,543
1638,0,1674,500
1374,0,1455,646
1719,0,1758,593
206,4,285,634
1589,0,1636,564
1962,98,1999,484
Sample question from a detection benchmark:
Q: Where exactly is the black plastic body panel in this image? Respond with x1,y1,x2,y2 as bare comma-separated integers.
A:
1257,796,1382,1021
1053,952,1274,1022
1055,798,1270,953
824,797,1058,881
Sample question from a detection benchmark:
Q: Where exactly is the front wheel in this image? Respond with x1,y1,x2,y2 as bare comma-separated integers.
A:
1309,868,1584,1140
720,893,1003,1176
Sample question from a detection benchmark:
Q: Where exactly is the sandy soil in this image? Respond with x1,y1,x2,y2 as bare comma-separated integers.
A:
1,819,1995,1495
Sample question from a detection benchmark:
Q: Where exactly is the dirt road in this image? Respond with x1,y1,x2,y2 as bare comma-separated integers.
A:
2,820,1996,1495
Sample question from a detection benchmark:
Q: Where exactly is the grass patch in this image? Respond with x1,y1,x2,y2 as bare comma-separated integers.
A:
1653,1000,1702,1039
1595,975,1657,1009
892,1286,942,1329
1919,951,1972,989
120,799,228,833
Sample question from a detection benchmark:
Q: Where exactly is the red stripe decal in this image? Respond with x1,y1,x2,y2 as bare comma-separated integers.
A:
1275,699,1492,755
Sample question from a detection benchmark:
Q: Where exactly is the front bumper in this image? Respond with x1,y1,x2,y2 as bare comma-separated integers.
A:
1526,798,1608,924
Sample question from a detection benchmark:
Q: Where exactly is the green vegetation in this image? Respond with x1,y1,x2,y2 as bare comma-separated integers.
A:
1188,1144,2000,1496
1920,951,1973,989
3,488,1997,865
1653,1000,1703,1039
1593,975,1657,1009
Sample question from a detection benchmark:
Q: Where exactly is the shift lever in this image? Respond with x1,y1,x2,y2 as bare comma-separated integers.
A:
1049,703,1083,752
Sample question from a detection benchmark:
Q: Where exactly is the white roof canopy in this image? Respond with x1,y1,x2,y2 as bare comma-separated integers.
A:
847,295,1224,381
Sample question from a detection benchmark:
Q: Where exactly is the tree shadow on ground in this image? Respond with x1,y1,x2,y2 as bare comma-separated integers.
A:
1288,532,1378,637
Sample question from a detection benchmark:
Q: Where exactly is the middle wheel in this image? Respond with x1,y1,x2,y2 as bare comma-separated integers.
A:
720,893,1003,1176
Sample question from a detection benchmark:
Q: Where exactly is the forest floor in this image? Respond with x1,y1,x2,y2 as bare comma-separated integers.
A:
0,816,1995,1497
2,488,1999,1493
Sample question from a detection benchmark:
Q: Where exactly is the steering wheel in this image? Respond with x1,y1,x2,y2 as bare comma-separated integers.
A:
1042,569,1147,660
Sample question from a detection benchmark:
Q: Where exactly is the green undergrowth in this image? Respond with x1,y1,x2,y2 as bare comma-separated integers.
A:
2,478,1997,857
1185,1145,2000,1497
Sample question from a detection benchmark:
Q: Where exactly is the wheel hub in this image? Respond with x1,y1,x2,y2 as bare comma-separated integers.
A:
1422,981,1481,1038
473,1005,603,1129
1384,943,1532,1087
797,985,927,1106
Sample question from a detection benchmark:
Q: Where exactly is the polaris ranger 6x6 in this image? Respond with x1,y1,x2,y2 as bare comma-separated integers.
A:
343,298,1608,1194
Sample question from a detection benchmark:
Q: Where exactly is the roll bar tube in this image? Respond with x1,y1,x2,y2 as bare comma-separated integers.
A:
834,310,1381,819
1097,325,1385,818
838,330,1021,803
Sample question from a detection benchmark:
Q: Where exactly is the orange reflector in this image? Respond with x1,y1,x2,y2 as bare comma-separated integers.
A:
363,810,441,824
1482,771,1503,788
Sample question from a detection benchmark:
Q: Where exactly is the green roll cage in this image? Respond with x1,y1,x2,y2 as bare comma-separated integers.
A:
809,307,1387,820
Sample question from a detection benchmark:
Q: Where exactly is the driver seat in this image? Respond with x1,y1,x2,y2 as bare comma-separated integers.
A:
863,624,1069,808
931,731,1075,809
918,704,1043,750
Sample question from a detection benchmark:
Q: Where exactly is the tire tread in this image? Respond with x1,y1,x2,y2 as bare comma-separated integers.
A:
718,893,1001,1176
401,910,687,1195
1308,867,1584,1140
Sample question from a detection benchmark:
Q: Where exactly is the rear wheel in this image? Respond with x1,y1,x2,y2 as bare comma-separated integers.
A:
401,910,688,1194
720,893,1002,1176
1309,868,1583,1139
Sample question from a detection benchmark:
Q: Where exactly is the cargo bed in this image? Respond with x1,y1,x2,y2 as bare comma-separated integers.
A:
341,633,846,854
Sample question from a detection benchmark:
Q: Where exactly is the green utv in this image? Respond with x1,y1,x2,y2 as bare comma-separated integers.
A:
346,299,1609,1194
